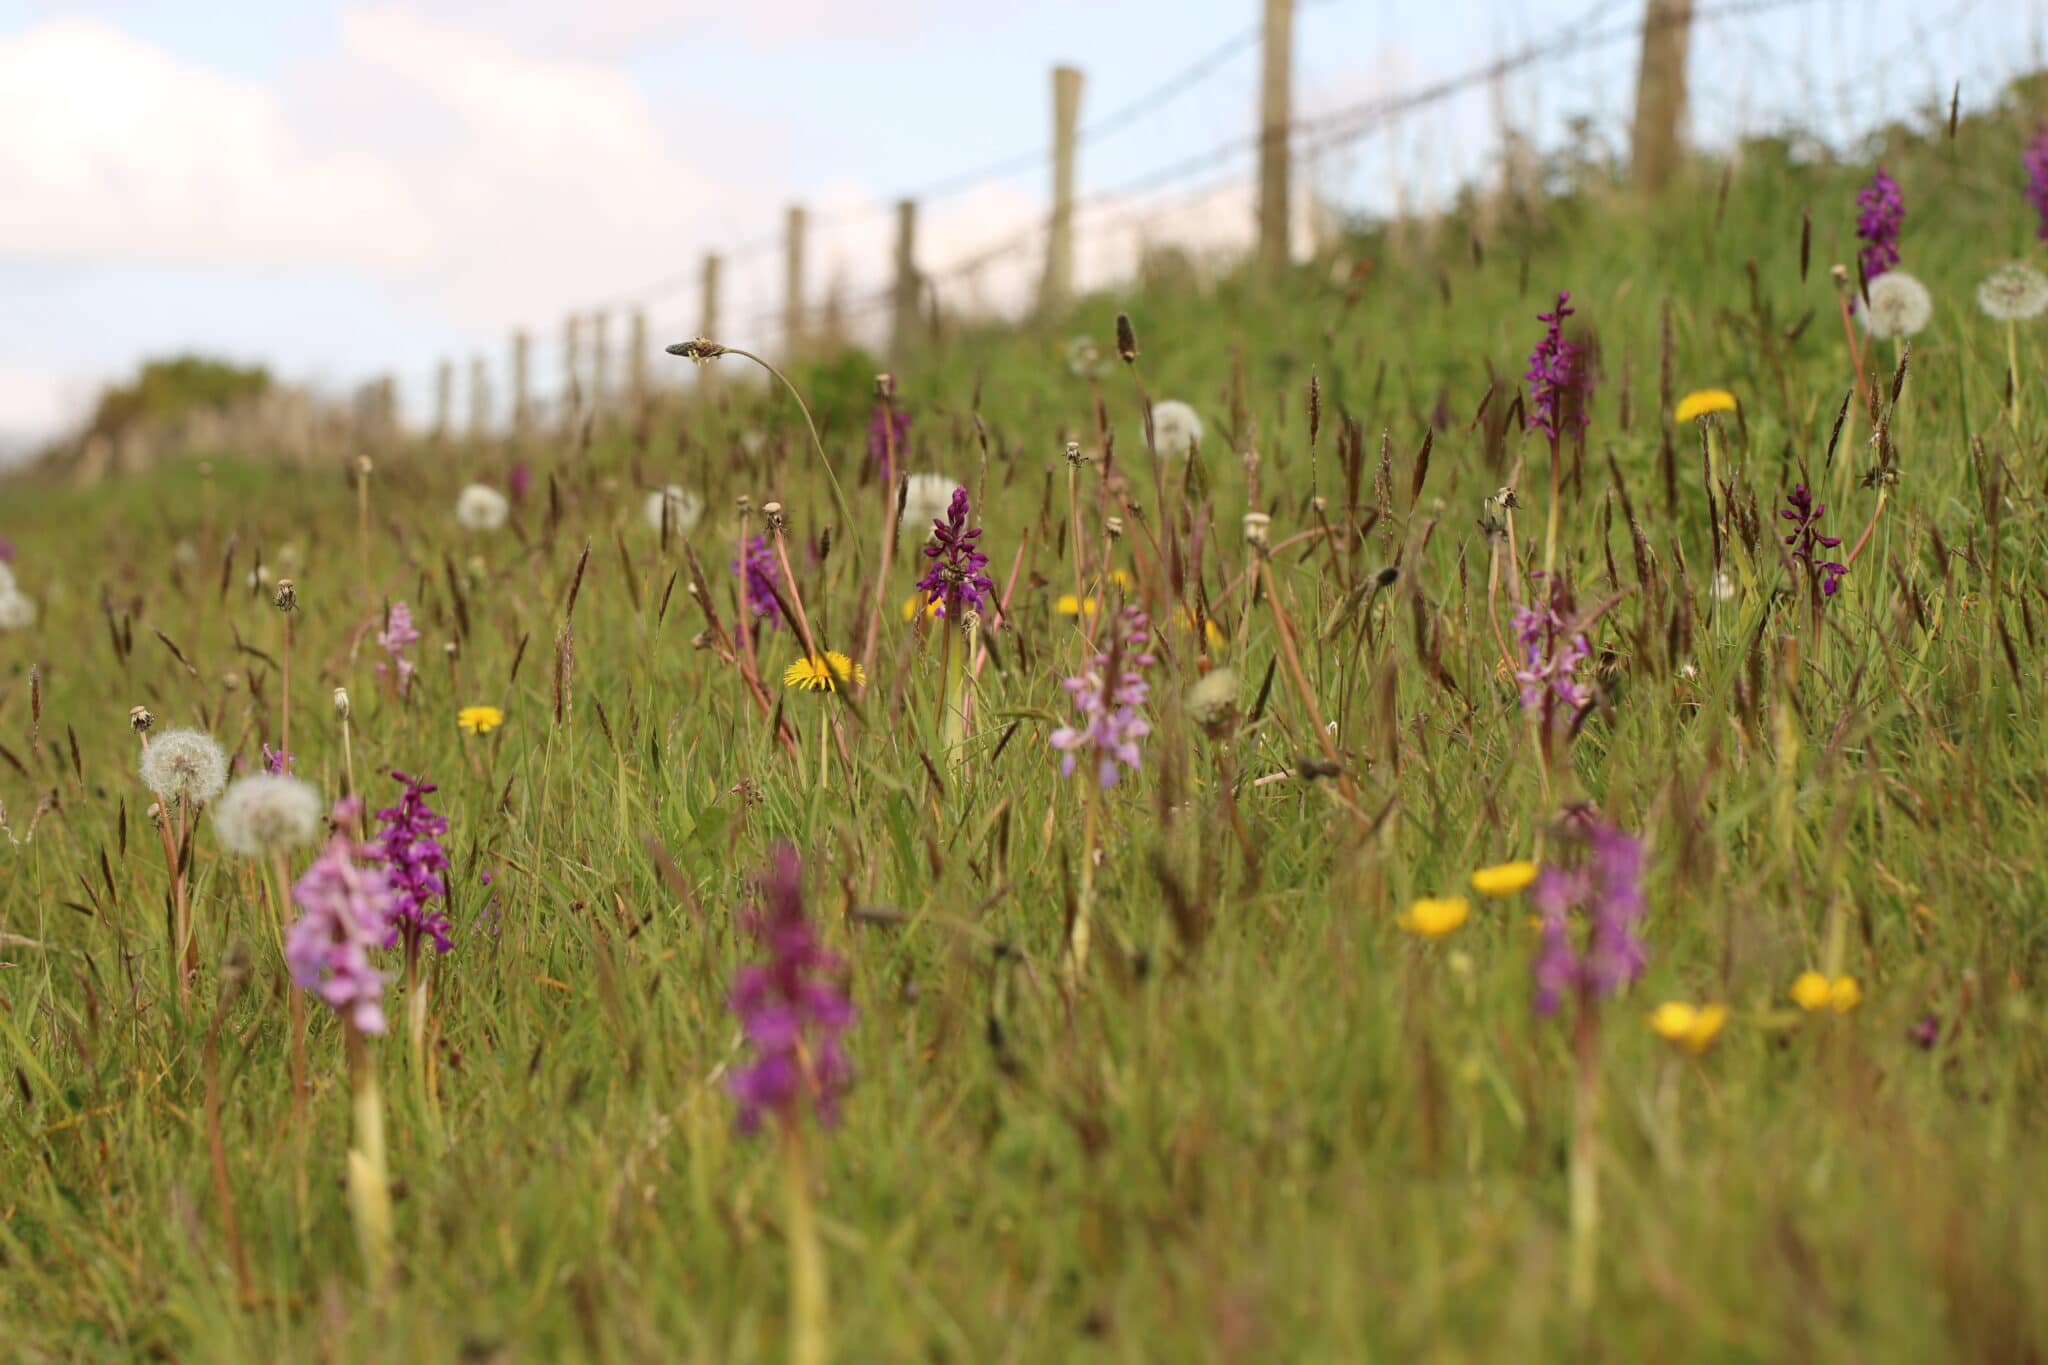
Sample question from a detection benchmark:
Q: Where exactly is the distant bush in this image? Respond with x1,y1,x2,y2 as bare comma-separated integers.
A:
84,355,272,442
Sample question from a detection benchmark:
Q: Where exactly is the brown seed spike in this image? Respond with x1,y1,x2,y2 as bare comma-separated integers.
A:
1799,206,1811,284
1114,313,1138,363
1308,372,1321,448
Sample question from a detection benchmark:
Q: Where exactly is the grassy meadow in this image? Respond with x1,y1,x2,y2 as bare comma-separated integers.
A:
6,92,2048,1362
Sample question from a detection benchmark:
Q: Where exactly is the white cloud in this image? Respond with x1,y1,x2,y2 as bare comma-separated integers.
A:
0,18,430,271
400,0,949,55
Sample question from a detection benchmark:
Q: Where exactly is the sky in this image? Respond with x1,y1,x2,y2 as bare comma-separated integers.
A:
0,0,2041,458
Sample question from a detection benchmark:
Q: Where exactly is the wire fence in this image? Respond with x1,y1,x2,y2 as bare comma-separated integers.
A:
380,0,2023,436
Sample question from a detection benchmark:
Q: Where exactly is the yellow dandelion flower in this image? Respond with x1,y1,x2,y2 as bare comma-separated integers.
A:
1649,1001,1729,1055
1056,594,1099,617
1790,971,1833,1012
783,652,866,692
1175,605,1227,646
1827,976,1862,1012
1470,860,1539,897
1675,388,1738,423
457,705,505,735
1398,895,1470,940
900,593,943,622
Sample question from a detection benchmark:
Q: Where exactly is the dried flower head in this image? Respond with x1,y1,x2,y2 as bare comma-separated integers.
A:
644,485,704,534
1114,313,1138,363
139,728,228,804
333,687,351,719
1243,511,1272,550
455,483,511,532
1860,270,1931,339
1149,400,1203,459
273,579,297,613
130,705,154,733
214,774,322,855
1976,263,2048,322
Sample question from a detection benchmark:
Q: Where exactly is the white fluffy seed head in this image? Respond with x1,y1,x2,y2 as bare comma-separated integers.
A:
0,591,35,631
1977,263,2048,322
1150,400,1203,459
213,774,322,856
899,473,959,541
139,729,228,804
1862,271,1932,339
455,483,510,531
644,485,703,534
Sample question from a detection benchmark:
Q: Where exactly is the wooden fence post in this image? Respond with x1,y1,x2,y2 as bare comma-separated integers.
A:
783,205,808,357
1039,65,1083,313
1257,0,1295,274
1629,0,1695,193
511,330,532,441
892,199,921,356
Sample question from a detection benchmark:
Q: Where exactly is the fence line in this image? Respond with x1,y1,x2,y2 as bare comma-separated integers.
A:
389,0,2019,443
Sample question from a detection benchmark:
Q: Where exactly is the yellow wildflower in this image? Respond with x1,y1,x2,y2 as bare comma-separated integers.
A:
1055,594,1099,617
900,594,943,622
1675,388,1738,423
783,652,866,692
1649,1001,1729,1055
1398,896,1470,940
457,705,505,735
1176,605,1227,646
1790,970,1861,1013
1470,860,1538,897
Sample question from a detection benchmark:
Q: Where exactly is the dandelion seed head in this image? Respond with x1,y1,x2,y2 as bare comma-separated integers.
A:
139,729,228,804
644,485,704,534
1976,263,2048,321
455,483,510,532
900,473,958,541
1150,399,1203,459
0,591,34,631
214,774,323,856
1861,271,1932,339
1185,668,1240,738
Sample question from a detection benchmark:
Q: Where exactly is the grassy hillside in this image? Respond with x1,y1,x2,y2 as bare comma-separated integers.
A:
4,88,2048,1361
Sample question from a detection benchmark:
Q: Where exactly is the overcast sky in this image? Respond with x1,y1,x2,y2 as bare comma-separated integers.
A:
0,0,2039,455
